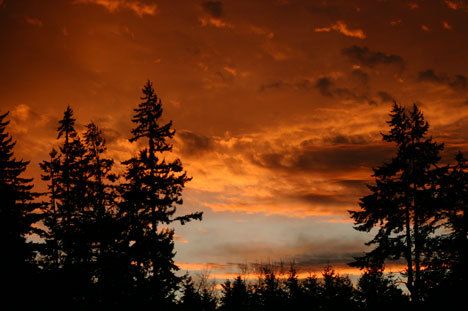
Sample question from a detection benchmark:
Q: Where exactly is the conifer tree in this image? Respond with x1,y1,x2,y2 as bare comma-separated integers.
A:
83,122,128,305
284,267,307,309
302,275,321,308
424,151,467,305
39,106,93,305
255,268,287,311
220,276,251,311
320,266,357,311
120,80,203,307
0,111,41,305
357,267,408,310
178,276,217,311
350,103,444,304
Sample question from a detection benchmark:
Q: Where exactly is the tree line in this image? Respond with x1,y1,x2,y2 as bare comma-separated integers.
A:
0,80,466,309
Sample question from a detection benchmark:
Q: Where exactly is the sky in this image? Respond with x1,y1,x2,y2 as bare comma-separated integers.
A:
1,0,467,280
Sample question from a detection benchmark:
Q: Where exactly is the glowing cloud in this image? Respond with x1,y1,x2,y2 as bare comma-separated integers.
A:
315,21,366,39
74,0,158,17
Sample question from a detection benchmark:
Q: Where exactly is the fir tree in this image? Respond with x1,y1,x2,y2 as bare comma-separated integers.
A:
0,111,41,305
120,80,203,307
39,106,93,305
83,122,128,306
220,276,251,311
357,267,409,310
320,266,358,311
350,103,444,304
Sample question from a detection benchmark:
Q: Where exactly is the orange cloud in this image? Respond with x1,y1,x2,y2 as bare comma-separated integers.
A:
442,21,452,30
444,0,468,10
315,21,366,39
74,0,158,17
24,16,43,27
199,17,233,29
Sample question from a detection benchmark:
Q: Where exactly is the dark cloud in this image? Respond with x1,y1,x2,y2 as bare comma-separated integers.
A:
350,69,369,86
323,134,370,145
251,142,392,174
259,79,313,92
314,76,376,104
377,91,395,103
178,130,214,156
418,69,467,91
292,192,353,207
202,238,367,271
342,46,405,69
202,0,223,18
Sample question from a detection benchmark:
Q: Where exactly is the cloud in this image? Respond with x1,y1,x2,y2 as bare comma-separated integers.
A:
73,0,158,17
444,0,468,10
315,21,366,39
177,130,214,156
249,25,274,39
202,0,223,18
442,21,452,30
251,142,391,175
418,69,467,91
350,69,369,86
314,76,375,104
24,16,43,27
322,134,371,145
342,46,404,69
199,17,232,29
377,91,395,103
199,1,231,29
259,79,313,92
198,237,369,271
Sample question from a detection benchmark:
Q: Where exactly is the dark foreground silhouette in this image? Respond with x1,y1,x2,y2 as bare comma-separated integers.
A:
0,81,465,309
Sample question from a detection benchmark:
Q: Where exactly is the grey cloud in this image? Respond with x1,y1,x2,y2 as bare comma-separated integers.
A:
377,91,395,104
314,76,376,104
342,46,405,69
202,1,223,17
323,134,371,145
178,130,214,156
259,79,313,92
350,69,369,86
418,69,467,91
251,142,392,174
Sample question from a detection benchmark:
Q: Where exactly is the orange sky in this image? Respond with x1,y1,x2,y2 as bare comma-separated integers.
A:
1,0,467,280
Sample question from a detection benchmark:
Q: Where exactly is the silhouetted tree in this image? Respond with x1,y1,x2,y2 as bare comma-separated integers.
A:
254,267,287,311
302,274,321,310
320,266,358,311
120,80,202,307
284,266,308,310
179,275,217,311
357,267,408,310
0,111,41,306
82,122,130,306
423,151,467,305
350,103,444,304
39,106,94,305
220,276,251,311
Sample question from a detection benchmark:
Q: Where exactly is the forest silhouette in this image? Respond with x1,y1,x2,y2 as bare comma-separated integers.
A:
0,81,466,309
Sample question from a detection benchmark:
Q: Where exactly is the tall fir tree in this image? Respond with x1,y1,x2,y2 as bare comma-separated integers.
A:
220,276,251,311
82,122,128,306
0,111,41,306
39,106,93,305
349,103,444,304
356,267,408,310
424,151,467,305
120,80,202,307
